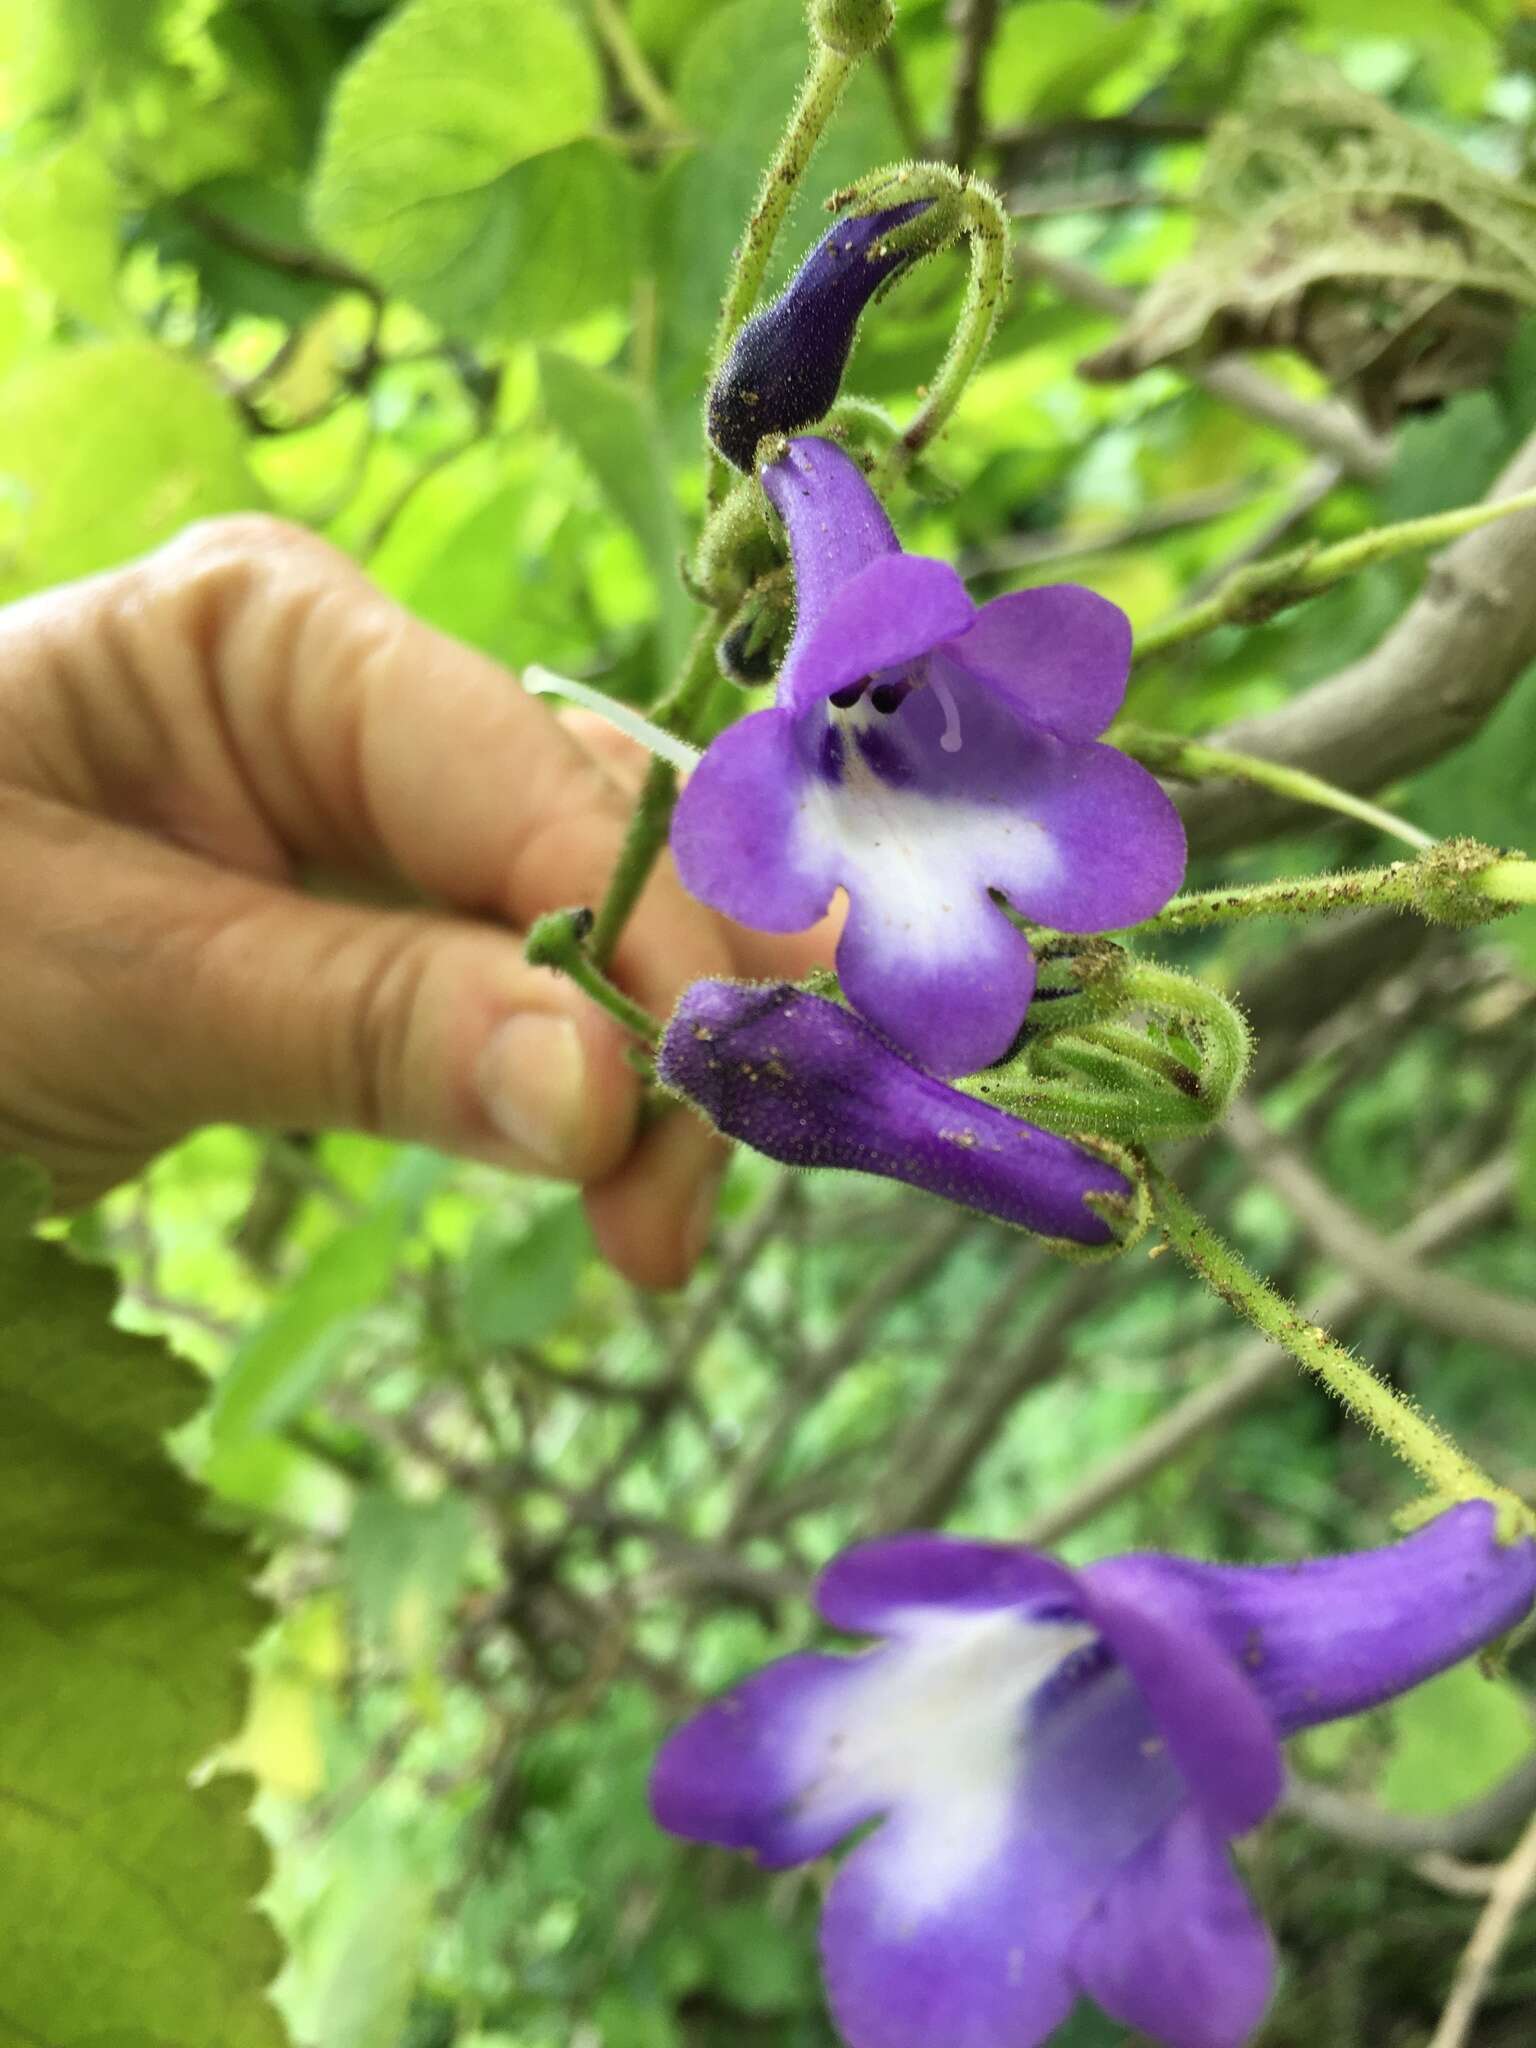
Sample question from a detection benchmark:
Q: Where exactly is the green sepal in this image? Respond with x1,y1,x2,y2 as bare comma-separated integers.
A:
718,568,794,685
691,473,782,608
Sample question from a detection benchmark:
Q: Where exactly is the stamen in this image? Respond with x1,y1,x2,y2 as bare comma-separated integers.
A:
870,678,910,715
932,671,963,752
829,679,869,709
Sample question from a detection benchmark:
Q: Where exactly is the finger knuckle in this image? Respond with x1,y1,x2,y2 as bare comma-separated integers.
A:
340,919,441,1136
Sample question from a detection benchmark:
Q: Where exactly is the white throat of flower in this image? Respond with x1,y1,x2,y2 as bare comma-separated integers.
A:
793,1607,1097,1923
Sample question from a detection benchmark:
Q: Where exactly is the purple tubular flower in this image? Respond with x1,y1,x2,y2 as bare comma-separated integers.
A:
658,978,1130,1246
670,437,1187,1077
708,202,933,471
651,1504,1536,2048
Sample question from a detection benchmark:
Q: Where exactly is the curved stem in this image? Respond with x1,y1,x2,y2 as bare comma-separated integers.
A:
525,912,661,1043
877,183,1008,482
586,621,721,971
1145,1160,1526,1525
1118,727,1434,850
1133,484,1536,665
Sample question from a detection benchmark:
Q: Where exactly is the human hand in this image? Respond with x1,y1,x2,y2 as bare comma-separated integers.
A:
0,517,832,1287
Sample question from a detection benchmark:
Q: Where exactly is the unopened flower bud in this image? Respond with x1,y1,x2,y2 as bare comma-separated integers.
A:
708,200,932,471
659,978,1136,1249
809,0,895,56
718,577,793,685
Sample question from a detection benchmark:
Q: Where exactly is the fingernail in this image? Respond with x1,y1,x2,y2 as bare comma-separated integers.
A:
683,1157,729,1269
476,1014,586,1173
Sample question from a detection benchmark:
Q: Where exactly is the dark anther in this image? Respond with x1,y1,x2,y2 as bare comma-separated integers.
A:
869,680,909,714
828,680,868,709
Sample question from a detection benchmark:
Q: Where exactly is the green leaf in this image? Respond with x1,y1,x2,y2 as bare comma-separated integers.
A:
309,0,603,321
985,0,1152,124
345,1486,478,1664
1519,1079,1536,1228
462,1196,591,1348
0,1158,288,2047
290,1840,430,2048
592,1993,682,2048
539,348,690,678
146,175,344,326
0,132,123,327
631,0,728,62
701,1902,815,2016
481,138,640,341
0,341,258,602
210,1202,409,1445
1378,1660,1535,1815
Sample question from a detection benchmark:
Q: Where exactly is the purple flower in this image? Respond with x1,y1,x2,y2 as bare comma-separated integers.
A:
709,203,933,471
658,978,1132,1246
652,1504,1536,2048
670,437,1186,1077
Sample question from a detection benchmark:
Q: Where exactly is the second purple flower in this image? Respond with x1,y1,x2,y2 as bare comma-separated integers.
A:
653,1505,1536,2048
670,437,1187,1078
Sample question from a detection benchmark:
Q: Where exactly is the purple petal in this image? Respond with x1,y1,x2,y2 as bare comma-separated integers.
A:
896,674,1185,934
817,1535,1082,1636
785,665,1181,1068
1080,1560,1284,1835
669,708,834,933
657,982,1132,1245
1006,743,1186,933
820,1634,1189,2048
649,1650,882,1868
1155,1501,1536,1735
1070,1805,1274,2048
945,585,1133,742
820,1822,1079,2048
835,881,1037,1078
778,552,975,713
763,435,900,649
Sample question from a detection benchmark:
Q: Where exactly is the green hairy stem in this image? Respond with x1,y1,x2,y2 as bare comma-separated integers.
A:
1147,1161,1530,1533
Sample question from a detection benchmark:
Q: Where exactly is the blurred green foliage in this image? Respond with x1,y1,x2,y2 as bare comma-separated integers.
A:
4,0,1536,2044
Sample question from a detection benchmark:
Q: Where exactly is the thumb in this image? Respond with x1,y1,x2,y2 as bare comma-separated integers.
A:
6,798,639,1194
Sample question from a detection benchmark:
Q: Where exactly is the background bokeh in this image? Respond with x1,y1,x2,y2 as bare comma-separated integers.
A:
4,1,1536,2042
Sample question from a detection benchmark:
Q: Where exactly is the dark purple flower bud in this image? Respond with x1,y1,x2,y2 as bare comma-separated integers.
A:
708,201,933,472
658,978,1134,1247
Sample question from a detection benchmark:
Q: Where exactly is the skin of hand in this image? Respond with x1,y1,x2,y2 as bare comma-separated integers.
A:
0,516,834,1288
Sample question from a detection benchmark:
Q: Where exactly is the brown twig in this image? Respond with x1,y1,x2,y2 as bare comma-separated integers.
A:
949,0,1000,171
1428,1802,1536,2048
1225,1101,1536,1360
175,197,380,299
1178,424,1536,853
1286,1750,1536,1860
962,482,1255,578
873,1264,1107,1531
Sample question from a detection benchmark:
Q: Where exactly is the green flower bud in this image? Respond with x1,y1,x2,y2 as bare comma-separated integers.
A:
809,0,894,57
